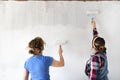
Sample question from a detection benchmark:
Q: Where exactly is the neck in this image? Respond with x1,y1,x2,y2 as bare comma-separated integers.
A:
93,49,99,54
34,53,42,56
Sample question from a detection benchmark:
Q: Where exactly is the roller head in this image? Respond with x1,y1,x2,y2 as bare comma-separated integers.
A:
86,10,99,17
86,10,100,22
56,40,68,46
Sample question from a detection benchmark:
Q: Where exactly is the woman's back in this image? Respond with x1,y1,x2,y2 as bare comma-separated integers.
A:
24,55,53,80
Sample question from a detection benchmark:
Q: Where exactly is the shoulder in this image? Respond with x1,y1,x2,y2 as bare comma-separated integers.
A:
24,56,34,69
42,55,53,59
95,52,107,59
91,52,105,63
91,52,106,64
25,56,34,62
42,56,53,66
24,56,36,66
42,55,53,61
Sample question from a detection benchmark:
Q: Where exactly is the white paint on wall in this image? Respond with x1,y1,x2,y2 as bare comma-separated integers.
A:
0,1,120,80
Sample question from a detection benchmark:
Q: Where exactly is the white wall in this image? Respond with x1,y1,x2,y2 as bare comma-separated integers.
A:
0,1,120,80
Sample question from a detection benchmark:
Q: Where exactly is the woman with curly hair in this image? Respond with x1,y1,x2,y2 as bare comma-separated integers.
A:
23,37,64,80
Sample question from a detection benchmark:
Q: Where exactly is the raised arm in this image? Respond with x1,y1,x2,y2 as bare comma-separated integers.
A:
91,18,98,37
52,45,64,67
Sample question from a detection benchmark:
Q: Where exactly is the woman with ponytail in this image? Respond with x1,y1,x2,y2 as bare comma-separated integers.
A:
85,19,109,80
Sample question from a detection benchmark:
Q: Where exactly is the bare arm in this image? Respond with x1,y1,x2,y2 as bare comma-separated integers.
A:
23,69,29,80
52,45,64,67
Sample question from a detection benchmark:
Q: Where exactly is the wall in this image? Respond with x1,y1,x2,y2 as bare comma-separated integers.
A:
0,1,120,80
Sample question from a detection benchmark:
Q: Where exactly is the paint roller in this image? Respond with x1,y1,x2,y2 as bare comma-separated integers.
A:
86,10,100,22
56,40,68,46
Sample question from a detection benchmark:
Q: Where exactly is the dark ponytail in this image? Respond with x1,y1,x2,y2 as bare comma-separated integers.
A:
93,37,107,53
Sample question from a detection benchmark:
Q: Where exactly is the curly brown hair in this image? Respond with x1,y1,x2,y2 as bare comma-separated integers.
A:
28,37,45,55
